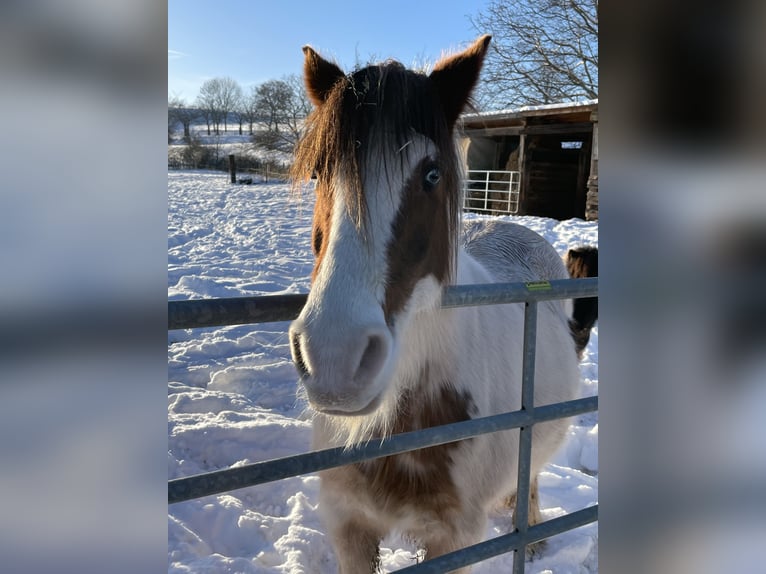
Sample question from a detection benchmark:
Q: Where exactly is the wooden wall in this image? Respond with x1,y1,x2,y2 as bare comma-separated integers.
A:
520,132,592,220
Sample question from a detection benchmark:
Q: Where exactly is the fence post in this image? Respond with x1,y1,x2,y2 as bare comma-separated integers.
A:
513,300,538,574
229,154,236,184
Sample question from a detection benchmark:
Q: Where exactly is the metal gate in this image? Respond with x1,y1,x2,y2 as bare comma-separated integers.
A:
463,170,521,215
168,278,598,573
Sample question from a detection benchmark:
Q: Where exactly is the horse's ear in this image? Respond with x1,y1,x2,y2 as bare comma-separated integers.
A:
302,45,345,107
430,35,491,127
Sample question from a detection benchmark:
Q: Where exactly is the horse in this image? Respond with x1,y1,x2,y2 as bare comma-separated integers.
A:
289,35,595,573
565,246,599,358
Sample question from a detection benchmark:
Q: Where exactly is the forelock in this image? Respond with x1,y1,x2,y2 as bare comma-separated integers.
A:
292,61,459,228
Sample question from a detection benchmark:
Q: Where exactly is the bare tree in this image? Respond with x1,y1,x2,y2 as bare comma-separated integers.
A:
283,74,311,143
234,98,245,135
251,77,312,152
240,85,260,136
471,0,598,109
197,78,221,135
168,95,199,143
249,80,289,151
254,80,292,133
195,77,243,135
216,76,242,134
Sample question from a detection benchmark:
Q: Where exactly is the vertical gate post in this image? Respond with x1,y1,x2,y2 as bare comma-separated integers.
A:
513,300,538,574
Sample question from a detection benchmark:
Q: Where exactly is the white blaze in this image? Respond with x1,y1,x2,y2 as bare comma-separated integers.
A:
290,134,438,414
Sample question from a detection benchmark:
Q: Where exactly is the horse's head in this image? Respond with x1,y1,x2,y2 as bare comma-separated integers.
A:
289,36,490,415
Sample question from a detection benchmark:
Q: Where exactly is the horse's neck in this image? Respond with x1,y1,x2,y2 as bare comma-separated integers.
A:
392,249,491,388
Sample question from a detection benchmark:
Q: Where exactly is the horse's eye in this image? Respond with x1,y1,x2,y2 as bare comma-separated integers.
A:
424,167,441,188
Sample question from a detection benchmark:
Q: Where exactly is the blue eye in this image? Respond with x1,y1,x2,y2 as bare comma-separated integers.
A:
424,167,441,187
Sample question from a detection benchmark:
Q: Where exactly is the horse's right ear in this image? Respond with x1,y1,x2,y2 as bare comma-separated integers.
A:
302,46,345,107
430,35,491,128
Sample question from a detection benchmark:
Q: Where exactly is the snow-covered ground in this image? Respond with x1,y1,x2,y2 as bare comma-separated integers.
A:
168,170,599,573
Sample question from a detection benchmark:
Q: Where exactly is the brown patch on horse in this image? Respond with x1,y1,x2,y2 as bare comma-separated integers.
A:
310,181,333,282
565,246,598,357
383,157,458,322
355,373,475,519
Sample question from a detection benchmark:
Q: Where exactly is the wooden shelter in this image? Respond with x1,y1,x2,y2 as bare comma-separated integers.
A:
459,100,598,220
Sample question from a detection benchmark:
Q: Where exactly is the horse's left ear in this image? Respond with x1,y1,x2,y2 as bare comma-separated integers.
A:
430,35,491,128
302,45,345,107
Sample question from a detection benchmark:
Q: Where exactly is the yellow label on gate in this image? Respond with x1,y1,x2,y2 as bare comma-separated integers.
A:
525,281,552,291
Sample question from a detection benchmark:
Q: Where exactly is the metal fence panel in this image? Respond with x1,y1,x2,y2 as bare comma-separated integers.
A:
463,170,520,214
168,278,598,572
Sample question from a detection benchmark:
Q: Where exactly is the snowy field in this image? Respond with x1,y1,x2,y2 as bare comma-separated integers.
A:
168,170,599,573
168,126,295,169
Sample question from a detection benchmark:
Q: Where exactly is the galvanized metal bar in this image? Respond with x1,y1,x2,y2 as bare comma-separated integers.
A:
520,301,538,431
168,395,597,504
395,504,598,573
168,278,598,331
440,278,597,309
168,293,307,330
513,301,538,574
483,172,489,211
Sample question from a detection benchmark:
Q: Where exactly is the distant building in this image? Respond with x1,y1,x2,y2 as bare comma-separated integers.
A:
459,100,598,221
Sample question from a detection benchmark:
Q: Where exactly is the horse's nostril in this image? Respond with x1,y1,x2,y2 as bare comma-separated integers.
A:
354,333,389,384
290,330,310,379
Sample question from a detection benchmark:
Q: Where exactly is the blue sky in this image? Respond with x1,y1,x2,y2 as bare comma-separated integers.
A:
169,0,491,102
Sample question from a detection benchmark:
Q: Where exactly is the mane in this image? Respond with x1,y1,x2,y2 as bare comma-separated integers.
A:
291,60,462,245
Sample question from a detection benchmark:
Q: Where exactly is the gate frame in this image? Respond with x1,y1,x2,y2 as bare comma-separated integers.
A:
462,169,521,214
168,277,598,573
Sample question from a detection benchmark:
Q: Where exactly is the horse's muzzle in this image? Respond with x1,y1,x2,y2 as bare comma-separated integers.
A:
288,318,393,414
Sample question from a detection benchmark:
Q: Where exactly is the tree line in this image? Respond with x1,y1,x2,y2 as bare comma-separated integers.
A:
168,74,310,153
169,0,597,151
